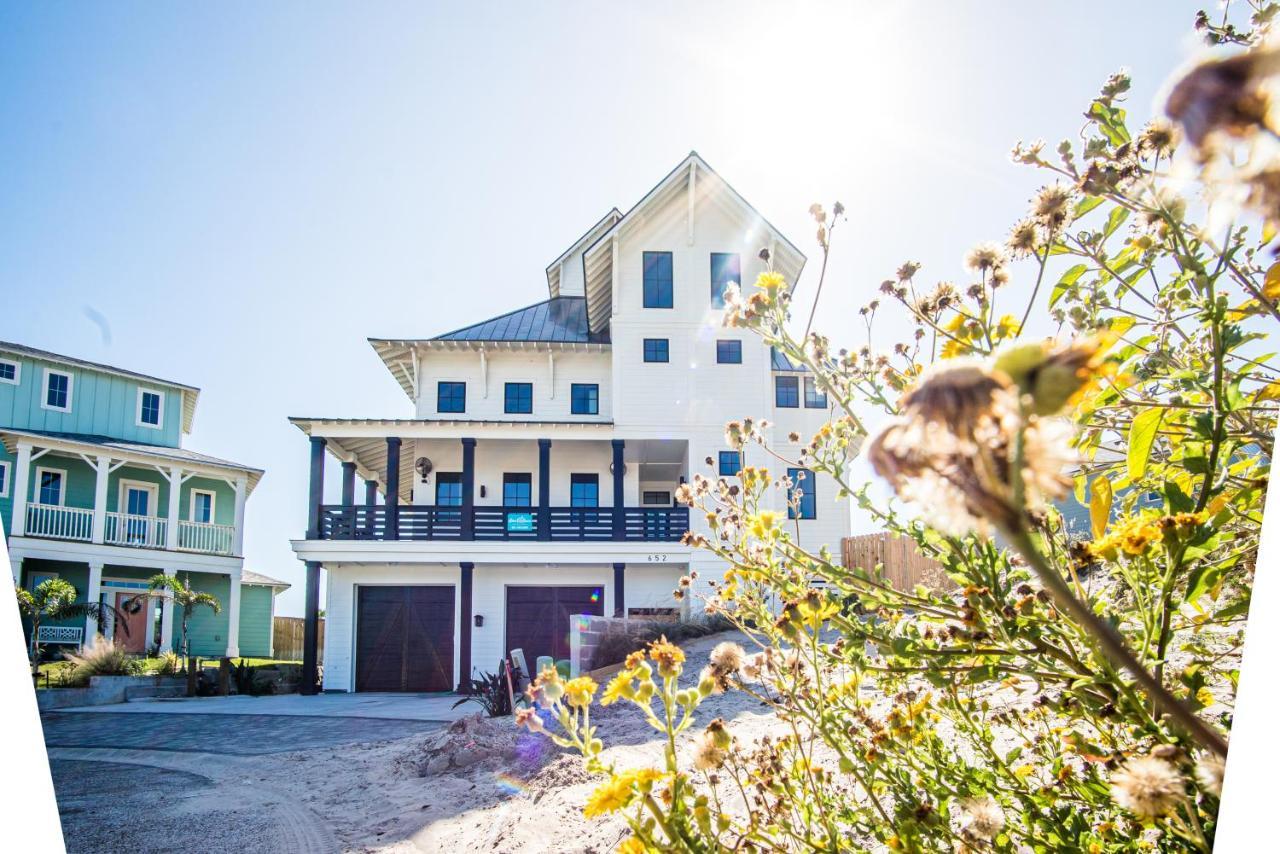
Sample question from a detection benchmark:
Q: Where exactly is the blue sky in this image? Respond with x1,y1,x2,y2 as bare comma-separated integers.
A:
0,2,1204,616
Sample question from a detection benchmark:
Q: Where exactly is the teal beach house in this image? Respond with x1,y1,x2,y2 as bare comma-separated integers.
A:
0,340,283,658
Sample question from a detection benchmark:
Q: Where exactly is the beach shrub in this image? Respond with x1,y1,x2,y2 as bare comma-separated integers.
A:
62,635,141,686
455,662,519,717
590,615,735,671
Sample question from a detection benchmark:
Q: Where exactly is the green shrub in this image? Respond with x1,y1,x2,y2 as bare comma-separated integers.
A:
63,635,141,686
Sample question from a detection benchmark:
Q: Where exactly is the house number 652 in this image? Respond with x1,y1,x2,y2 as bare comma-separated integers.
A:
647,554,668,562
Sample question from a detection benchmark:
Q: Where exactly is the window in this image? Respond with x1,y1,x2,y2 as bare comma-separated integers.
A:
643,338,669,363
0,358,18,385
437,382,466,414
503,473,532,507
436,473,463,506
35,467,65,506
710,252,741,308
716,340,742,364
570,474,599,507
643,251,674,308
775,375,800,408
643,490,671,505
571,383,599,415
0,460,8,498
804,376,828,409
504,382,533,414
787,468,816,520
718,451,742,477
190,490,216,524
42,369,72,412
136,389,164,428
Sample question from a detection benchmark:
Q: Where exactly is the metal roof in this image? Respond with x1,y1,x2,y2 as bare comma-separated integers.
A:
771,347,809,372
431,296,608,344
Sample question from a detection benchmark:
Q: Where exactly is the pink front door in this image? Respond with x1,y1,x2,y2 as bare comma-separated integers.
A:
114,592,147,654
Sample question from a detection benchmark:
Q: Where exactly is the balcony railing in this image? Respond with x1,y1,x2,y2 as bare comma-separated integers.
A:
25,504,93,542
104,512,168,549
21,505,235,556
176,520,236,555
315,505,689,543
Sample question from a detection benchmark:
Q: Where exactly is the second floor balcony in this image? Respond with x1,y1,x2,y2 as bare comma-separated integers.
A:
23,503,237,554
314,504,688,542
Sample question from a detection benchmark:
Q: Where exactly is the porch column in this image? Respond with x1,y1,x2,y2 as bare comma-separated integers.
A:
10,441,31,541
91,455,110,544
225,568,242,658
340,461,356,506
613,563,625,618
165,466,183,550
364,478,378,537
458,562,474,692
461,438,476,541
385,437,401,540
301,560,321,694
158,567,177,653
537,439,551,539
85,560,104,641
231,476,247,556
611,439,625,540
306,436,327,539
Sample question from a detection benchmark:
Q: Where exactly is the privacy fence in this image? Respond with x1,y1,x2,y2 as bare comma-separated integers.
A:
272,616,323,662
841,532,953,592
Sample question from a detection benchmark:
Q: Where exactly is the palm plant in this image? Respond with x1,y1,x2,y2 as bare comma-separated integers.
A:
140,573,221,662
15,578,125,677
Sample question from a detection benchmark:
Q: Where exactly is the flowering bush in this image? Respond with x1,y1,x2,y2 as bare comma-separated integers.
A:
520,6,1277,851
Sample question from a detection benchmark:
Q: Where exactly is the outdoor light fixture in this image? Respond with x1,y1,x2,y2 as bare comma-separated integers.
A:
415,456,433,483
609,461,628,475
474,614,484,628
480,485,487,498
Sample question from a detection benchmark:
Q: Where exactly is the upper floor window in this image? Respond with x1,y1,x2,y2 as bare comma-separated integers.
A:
190,489,215,524
787,467,816,520
804,376,828,409
0,358,19,385
503,473,532,507
570,473,599,507
710,252,741,308
775,375,799,408
136,389,164,428
436,473,463,506
571,383,599,415
643,251,674,308
437,382,466,414
504,382,533,414
0,460,9,498
42,369,72,413
716,340,742,364
643,490,671,505
718,451,742,477
36,467,65,506
643,338,669,363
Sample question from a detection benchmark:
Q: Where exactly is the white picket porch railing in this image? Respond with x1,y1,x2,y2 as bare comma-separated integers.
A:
24,505,93,542
103,512,168,549
177,520,236,555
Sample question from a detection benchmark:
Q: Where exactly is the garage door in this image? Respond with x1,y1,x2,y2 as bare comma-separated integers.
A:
355,586,454,692
505,586,605,668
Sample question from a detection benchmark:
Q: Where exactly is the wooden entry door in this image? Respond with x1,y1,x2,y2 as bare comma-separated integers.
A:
355,586,455,692
505,586,605,667
114,592,147,653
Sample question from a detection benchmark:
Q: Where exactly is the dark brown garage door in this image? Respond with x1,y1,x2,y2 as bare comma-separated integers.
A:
355,586,455,692
505,586,605,667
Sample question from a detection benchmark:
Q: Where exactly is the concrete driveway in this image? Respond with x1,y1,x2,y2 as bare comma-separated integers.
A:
54,691,470,721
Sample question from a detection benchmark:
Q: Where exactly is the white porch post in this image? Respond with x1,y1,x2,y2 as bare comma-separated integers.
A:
165,465,182,550
225,567,242,658
91,455,110,544
85,560,104,642
158,567,176,653
10,441,31,541
231,476,247,556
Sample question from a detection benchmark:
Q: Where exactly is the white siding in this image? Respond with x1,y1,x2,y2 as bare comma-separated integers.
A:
413,350,611,423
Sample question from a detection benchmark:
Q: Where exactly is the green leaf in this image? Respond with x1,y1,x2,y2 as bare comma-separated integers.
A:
1102,205,1130,240
1127,408,1164,481
1074,196,1105,219
1164,480,1194,513
1049,263,1089,309
1090,477,1113,539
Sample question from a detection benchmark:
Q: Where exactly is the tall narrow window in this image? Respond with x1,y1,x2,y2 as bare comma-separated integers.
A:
710,252,741,308
643,338,669,363
191,490,215,524
804,376,828,409
504,382,533,414
43,369,72,412
503,473,532,507
716,340,742,364
718,451,742,477
137,389,163,428
0,460,9,498
571,383,599,415
570,474,599,507
435,473,463,506
437,382,466,413
787,468,816,520
775,375,800,408
37,468,64,506
642,251,673,308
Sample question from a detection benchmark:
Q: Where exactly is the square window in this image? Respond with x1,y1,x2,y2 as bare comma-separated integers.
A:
787,468,816,520
643,338,669,363
642,251,673,309
437,382,466,414
716,340,742,364
571,383,599,415
504,382,533,414
570,474,599,507
804,376,828,408
503,473,532,507
710,252,741,308
718,451,742,477
137,389,163,427
0,359,18,384
775,375,799,408
0,461,8,498
642,490,671,505
37,468,64,506
436,473,463,506
43,369,72,412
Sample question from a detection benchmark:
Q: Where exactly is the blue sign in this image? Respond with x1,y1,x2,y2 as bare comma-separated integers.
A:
507,512,535,532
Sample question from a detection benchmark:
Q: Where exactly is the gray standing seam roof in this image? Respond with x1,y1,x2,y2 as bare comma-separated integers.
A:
771,347,809,372
432,296,608,344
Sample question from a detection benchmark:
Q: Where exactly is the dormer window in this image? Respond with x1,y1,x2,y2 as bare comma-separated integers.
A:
643,251,673,308
137,389,164,428
710,252,741,308
42,368,73,412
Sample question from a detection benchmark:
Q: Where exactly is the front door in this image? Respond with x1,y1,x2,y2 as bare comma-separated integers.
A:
113,592,147,653
355,586,455,692
505,586,605,668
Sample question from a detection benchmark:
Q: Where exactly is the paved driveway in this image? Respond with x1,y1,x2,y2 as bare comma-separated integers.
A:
55,691,468,721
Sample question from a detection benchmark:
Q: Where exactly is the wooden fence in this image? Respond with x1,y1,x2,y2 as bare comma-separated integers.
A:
841,532,953,592
272,617,324,662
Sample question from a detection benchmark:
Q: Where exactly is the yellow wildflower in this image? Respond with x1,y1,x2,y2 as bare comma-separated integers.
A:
748,510,783,540
601,670,636,706
583,777,632,818
755,271,787,294
563,676,598,708
617,838,646,854
648,636,685,678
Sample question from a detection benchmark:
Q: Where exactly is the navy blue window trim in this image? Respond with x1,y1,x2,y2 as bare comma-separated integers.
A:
775,375,799,408
437,381,466,413
570,474,599,507
643,490,671,505
803,376,827,408
787,468,816,520
503,473,532,507
718,451,742,477
643,338,669,363
504,382,533,414
716,340,742,364
571,383,599,415
710,252,741,308
436,473,463,506
643,251,674,309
